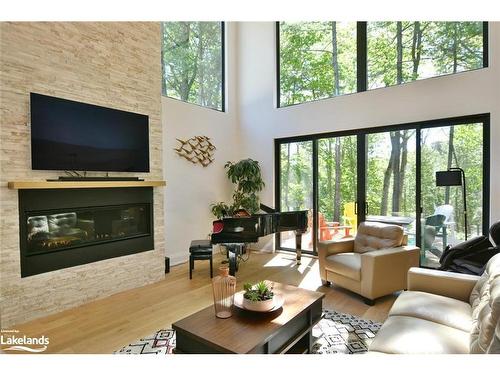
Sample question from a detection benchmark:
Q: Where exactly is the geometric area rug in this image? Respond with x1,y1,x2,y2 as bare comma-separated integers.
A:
114,309,382,355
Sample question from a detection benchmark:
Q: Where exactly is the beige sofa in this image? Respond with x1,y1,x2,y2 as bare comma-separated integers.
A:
369,253,500,354
318,221,420,304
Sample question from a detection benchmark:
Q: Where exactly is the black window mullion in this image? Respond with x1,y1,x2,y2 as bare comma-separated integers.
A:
274,138,282,249
483,22,489,68
357,22,368,93
415,127,422,256
357,134,366,225
312,140,319,254
221,22,226,112
483,118,491,235
276,21,281,108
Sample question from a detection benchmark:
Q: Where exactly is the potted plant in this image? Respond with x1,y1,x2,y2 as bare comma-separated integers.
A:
225,159,265,214
210,158,265,219
242,281,275,312
210,202,234,220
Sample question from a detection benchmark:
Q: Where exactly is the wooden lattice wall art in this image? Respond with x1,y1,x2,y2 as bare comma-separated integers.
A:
174,136,216,167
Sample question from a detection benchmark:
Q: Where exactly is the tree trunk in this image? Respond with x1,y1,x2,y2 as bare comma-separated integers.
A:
326,139,333,220
333,138,342,222
411,22,422,80
284,143,291,210
179,22,198,102
399,130,410,213
396,22,403,84
452,22,458,73
331,22,340,96
445,126,455,204
197,23,205,105
381,134,395,216
391,131,402,214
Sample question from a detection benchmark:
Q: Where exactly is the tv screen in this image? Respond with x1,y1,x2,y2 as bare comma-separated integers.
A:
30,93,150,172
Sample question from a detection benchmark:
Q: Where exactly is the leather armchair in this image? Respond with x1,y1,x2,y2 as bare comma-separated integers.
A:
318,221,420,304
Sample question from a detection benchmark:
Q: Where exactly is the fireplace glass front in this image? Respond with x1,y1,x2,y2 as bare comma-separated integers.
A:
26,204,150,254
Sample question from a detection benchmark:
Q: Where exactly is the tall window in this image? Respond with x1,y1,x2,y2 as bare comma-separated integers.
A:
161,22,225,111
278,22,357,107
278,22,487,107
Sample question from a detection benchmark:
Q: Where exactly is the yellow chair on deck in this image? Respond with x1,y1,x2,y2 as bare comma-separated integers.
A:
343,202,357,236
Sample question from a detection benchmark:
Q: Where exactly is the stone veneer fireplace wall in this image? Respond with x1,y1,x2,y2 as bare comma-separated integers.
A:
0,22,165,328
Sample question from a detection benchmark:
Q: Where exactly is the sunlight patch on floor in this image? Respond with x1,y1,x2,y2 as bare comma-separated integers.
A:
298,258,321,290
295,256,314,274
263,253,296,267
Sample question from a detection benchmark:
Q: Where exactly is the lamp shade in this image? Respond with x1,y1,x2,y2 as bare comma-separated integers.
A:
436,170,462,186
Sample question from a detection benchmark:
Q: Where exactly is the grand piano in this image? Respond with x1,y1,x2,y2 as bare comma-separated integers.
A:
211,204,308,275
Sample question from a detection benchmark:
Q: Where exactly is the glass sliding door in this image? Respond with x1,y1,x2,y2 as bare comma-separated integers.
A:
275,115,489,262
420,123,485,268
317,136,358,241
279,141,314,251
365,130,417,244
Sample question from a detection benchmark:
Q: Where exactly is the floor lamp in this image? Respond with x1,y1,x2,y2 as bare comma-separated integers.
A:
436,168,468,240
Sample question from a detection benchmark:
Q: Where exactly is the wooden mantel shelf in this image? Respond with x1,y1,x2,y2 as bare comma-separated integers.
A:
7,180,166,190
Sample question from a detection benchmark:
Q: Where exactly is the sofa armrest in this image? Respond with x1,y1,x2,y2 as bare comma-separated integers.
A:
407,267,480,302
360,246,420,299
317,239,354,281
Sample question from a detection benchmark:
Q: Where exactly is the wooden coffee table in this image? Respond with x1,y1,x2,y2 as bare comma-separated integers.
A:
172,281,324,354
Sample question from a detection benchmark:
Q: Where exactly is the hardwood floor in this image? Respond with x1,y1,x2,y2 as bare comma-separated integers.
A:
5,250,397,354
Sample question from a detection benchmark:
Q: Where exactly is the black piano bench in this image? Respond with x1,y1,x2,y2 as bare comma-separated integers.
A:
189,240,213,279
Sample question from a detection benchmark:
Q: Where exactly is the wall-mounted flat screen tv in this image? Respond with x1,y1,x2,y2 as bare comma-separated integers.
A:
30,93,150,172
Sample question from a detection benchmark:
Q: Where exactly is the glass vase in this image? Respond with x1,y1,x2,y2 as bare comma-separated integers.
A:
212,266,236,318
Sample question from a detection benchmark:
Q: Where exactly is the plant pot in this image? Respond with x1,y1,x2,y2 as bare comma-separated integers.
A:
242,296,275,312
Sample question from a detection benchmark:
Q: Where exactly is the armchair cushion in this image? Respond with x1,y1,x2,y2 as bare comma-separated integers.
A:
354,221,404,253
388,290,472,332
325,253,361,281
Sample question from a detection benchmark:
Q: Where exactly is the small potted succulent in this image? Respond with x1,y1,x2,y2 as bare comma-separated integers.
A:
242,281,275,312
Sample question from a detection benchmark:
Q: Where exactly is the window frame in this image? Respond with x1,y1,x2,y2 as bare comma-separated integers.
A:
161,21,226,112
274,113,490,261
276,21,488,108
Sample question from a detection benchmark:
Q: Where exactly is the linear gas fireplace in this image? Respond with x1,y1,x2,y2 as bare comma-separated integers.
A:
19,187,154,277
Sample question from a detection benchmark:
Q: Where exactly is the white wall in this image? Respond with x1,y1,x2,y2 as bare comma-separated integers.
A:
162,23,240,265
236,22,500,248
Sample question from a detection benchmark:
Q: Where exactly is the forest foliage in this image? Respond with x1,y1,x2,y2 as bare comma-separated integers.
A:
162,22,223,111
279,21,484,106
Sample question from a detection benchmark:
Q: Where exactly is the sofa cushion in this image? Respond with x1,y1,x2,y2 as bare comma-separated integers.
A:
389,291,472,332
469,253,500,353
325,253,361,281
369,316,470,354
487,319,500,353
354,221,403,253
470,277,500,353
